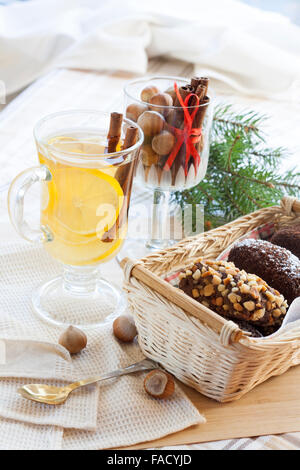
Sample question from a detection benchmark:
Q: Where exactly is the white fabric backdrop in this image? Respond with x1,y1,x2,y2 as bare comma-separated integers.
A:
1,0,300,100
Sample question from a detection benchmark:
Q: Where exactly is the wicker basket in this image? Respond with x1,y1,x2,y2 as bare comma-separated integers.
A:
121,197,300,402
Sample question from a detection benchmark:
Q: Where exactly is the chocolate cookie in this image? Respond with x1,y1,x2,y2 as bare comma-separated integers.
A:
228,239,300,305
271,224,300,260
257,323,281,337
178,259,288,327
228,318,263,338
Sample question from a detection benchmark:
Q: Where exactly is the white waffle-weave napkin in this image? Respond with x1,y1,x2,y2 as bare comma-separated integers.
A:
0,418,63,450
0,240,101,431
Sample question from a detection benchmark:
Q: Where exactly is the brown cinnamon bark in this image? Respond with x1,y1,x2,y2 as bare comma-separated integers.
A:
107,112,123,153
198,77,210,95
188,84,206,107
193,96,210,155
102,125,138,243
194,96,210,126
171,145,186,185
174,86,193,107
195,84,207,101
101,160,136,243
122,126,138,150
190,76,202,89
172,86,193,128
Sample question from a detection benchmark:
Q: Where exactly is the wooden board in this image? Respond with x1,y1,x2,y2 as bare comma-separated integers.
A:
125,365,300,449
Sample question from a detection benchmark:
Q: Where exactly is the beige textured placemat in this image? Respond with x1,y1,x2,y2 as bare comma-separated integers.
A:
0,233,204,449
0,241,100,431
0,418,63,450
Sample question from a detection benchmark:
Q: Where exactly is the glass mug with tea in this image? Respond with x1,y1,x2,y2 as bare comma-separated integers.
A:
8,110,143,327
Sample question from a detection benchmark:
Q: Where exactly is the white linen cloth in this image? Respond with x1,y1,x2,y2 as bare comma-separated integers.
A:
1,0,300,100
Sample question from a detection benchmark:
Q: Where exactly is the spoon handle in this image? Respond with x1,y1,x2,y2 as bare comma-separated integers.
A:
67,358,158,392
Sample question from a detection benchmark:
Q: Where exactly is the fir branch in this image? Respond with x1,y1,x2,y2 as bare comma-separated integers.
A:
175,104,300,231
214,117,259,134
220,168,275,189
227,135,241,171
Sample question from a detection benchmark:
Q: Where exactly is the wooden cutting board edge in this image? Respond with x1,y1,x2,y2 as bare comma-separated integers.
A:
121,364,300,449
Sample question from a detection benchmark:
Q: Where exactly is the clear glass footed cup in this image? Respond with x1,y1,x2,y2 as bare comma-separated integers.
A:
124,76,214,254
8,110,143,327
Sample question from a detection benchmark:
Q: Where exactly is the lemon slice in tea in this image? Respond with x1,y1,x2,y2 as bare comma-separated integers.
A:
52,167,124,239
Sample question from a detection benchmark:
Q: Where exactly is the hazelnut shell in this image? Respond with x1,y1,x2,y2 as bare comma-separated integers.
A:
140,85,160,103
59,326,87,354
149,93,173,116
164,86,176,104
126,103,148,122
140,144,159,166
137,111,165,137
152,130,175,155
144,369,175,399
113,315,137,342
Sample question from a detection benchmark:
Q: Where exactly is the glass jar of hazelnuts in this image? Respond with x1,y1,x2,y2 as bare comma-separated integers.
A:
124,75,214,251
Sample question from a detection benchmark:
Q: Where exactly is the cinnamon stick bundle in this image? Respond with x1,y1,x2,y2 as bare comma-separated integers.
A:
190,76,209,95
193,95,210,129
173,86,194,128
190,76,203,90
174,85,193,107
164,76,210,176
107,112,123,153
195,84,207,101
188,84,206,107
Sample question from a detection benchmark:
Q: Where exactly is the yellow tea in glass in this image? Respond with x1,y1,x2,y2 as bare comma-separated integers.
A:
8,111,143,327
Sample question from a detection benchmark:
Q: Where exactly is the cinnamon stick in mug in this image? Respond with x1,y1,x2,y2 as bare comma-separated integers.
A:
122,126,138,150
107,112,123,153
102,126,138,243
101,162,135,243
115,125,138,188
114,126,139,188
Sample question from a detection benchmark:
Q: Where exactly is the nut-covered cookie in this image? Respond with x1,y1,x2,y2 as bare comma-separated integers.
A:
178,259,288,327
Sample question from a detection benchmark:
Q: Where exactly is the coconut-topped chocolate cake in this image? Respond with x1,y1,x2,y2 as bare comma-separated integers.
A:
271,224,300,260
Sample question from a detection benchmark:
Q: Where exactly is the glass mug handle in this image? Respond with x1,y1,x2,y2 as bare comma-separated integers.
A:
8,165,53,243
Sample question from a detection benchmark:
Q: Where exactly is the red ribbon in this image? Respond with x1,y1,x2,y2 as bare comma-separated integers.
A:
163,82,202,176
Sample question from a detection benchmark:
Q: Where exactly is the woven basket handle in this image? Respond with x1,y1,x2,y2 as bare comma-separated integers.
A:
121,257,245,345
291,198,300,213
281,196,300,214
